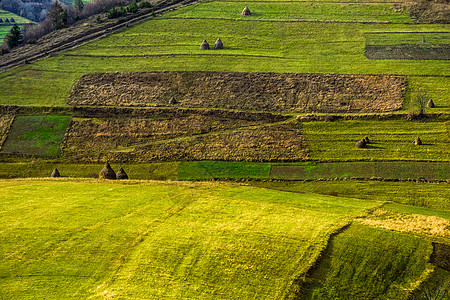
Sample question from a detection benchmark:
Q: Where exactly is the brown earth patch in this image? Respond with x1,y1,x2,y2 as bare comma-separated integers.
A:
430,242,450,271
68,72,407,113
62,109,303,162
0,114,14,150
356,209,450,242
366,44,450,60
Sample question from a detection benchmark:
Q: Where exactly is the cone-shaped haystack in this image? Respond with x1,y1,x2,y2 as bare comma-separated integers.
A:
51,168,60,178
214,38,223,49
414,137,422,145
355,139,367,148
427,99,435,108
200,39,210,50
364,136,370,144
241,6,251,16
116,167,129,180
99,162,116,179
169,96,177,105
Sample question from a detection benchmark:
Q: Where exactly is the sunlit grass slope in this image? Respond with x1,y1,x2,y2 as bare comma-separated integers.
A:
0,6,448,109
0,179,380,299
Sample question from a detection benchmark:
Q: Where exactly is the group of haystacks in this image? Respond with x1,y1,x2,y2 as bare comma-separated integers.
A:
0,18,15,23
200,38,224,50
50,163,128,180
199,6,251,50
355,136,424,148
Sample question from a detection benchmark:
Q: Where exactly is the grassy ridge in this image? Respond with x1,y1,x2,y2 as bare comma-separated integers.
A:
0,179,379,299
301,118,449,161
300,224,433,299
0,10,33,40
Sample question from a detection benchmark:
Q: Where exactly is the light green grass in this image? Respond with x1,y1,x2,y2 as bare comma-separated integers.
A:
300,224,433,299
249,180,450,211
164,1,412,23
301,118,449,162
0,179,379,299
0,16,448,109
0,116,71,157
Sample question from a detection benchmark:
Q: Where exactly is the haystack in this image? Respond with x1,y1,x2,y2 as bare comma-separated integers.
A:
9,17,15,22
414,137,422,145
169,96,177,105
355,139,366,148
116,167,129,180
241,6,251,16
200,40,210,50
51,168,60,178
427,99,435,108
364,136,370,144
99,162,116,179
0,19,3,23
214,38,223,49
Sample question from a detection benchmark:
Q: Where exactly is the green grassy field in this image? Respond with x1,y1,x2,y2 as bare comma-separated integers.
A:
364,32,450,45
0,10,32,40
0,116,71,157
301,118,449,161
1,179,383,299
164,1,412,23
0,16,448,110
300,224,433,299
250,180,450,211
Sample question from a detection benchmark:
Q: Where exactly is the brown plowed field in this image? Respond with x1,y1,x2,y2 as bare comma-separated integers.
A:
68,72,407,113
63,116,307,162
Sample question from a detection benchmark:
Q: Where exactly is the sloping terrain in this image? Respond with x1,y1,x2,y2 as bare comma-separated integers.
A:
2,179,446,299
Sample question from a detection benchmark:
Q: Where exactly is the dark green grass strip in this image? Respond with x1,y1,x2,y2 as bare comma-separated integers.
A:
270,161,450,181
299,224,433,299
178,161,271,180
1,116,71,157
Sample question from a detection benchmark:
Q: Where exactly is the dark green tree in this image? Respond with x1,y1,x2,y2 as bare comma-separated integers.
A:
5,24,23,49
47,0,67,29
74,0,84,15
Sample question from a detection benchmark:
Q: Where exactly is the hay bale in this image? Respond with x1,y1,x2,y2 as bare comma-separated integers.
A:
51,168,60,178
355,139,366,148
414,137,422,145
200,39,210,50
214,38,223,49
427,99,435,108
169,96,177,105
241,6,251,16
99,162,116,179
116,167,129,180
364,136,370,144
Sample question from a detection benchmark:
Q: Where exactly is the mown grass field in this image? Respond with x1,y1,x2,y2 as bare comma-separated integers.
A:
0,116,71,157
301,118,449,161
364,31,450,45
1,179,384,299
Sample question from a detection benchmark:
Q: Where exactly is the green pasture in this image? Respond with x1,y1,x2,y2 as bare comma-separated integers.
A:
0,10,32,40
0,16,448,110
178,161,271,180
364,32,450,45
0,179,382,299
270,161,450,181
0,116,71,157
250,180,450,211
164,1,412,23
301,224,433,299
301,118,449,161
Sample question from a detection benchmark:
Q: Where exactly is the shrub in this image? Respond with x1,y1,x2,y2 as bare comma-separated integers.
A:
139,1,151,8
127,1,139,13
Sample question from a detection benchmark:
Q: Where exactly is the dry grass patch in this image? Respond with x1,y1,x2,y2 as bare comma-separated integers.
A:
356,209,450,242
69,72,407,113
0,114,14,149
